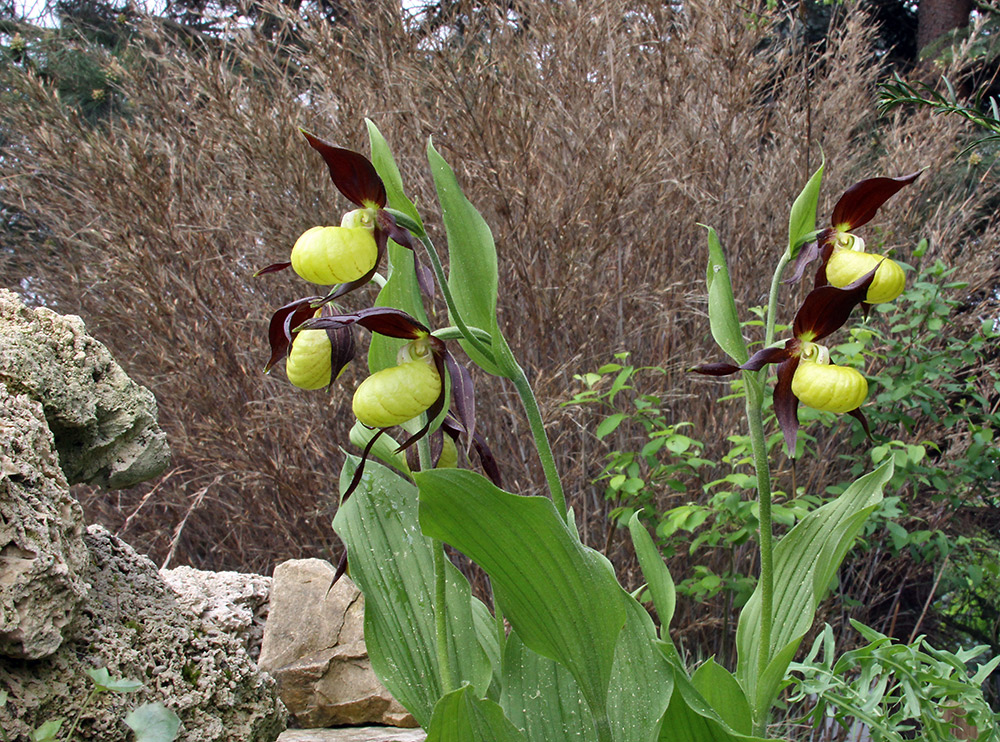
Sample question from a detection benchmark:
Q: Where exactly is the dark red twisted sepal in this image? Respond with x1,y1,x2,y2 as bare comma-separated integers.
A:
301,130,387,208
774,356,801,456
301,306,431,339
830,171,921,232
264,296,323,372
692,344,794,377
792,267,877,341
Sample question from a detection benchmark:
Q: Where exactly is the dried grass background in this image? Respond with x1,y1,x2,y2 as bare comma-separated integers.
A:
2,0,998,662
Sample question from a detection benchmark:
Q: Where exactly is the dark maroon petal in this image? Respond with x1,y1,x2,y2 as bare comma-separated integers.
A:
339,429,384,504
378,210,417,250
847,407,873,440
264,296,322,372
324,324,356,382
445,353,476,450
254,261,292,277
793,268,876,341
301,130,387,208
830,171,921,231
741,345,794,371
692,362,742,376
302,306,431,339
774,357,801,457
331,547,349,587
785,239,821,285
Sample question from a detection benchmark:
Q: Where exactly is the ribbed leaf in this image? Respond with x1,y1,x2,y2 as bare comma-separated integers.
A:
501,631,598,741
367,119,425,235
702,226,748,364
426,685,527,742
657,664,769,742
608,594,674,742
736,461,894,722
416,468,626,729
333,459,493,727
691,659,752,736
427,140,502,375
365,122,430,373
628,512,676,636
787,161,824,258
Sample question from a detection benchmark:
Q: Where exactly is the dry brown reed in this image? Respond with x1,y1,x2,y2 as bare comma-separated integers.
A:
1,0,997,662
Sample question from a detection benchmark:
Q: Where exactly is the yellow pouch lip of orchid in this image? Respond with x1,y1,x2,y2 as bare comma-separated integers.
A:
285,328,333,390
352,359,442,429
826,248,905,304
791,358,868,414
290,225,378,285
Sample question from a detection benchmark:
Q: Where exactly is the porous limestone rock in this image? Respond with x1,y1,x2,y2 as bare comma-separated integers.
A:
0,289,169,488
0,384,89,659
161,565,271,661
0,526,287,742
260,559,415,729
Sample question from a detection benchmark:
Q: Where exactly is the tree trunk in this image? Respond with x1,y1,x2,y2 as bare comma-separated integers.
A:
917,0,974,56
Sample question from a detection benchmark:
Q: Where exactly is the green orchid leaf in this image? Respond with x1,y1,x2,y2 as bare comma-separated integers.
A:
366,119,425,236
124,703,182,742
366,121,430,373
334,459,493,727
608,593,675,742
501,630,598,741
426,685,527,742
426,140,502,376
30,719,63,742
736,461,894,723
701,226,748,365
788,160,825,258
628,512,676,637
691,658,752,736
85,667,143,693
416,468,627,731
348,423,409,474
657,663,770,742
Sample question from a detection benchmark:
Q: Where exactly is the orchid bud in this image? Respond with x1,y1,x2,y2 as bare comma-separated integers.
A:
791,343,868,413
825,233,905,304
290,208,378,285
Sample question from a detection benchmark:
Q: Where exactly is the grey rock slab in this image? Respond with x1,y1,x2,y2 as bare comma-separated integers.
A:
260,559,415,728
277,729,426,742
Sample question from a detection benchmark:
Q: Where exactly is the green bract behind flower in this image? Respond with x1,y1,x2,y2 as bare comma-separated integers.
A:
291,209,378,286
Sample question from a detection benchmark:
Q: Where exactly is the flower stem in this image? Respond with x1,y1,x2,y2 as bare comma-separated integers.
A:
418,234,497,365
746,250,791,735
510,358,568,519
744,373,773,710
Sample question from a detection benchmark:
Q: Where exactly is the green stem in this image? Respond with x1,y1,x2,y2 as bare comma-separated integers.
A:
765,250,792,348
744,373,774,722
62,689,97,741
747,249,791,736
511,360,568,519
418,234,497,365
